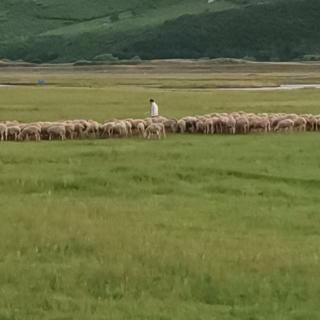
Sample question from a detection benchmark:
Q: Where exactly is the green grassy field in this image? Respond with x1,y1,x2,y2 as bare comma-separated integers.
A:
1,67,320,319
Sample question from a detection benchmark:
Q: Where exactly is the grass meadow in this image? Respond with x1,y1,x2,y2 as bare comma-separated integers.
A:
1,68,320,319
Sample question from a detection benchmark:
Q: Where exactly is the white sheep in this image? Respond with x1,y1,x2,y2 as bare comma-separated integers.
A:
19,126,41,141
144,123,166,139
7,126,21,141
274,119,294,132
48,126,66,140
0,124,8,141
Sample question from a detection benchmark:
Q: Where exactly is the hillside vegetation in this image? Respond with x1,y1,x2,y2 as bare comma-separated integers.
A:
0,0,238,62
0,0,319,62
116,0,320,61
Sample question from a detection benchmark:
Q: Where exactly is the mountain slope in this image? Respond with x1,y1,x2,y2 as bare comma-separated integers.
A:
0,0,242,62
0,0,318,62
115,0,320,61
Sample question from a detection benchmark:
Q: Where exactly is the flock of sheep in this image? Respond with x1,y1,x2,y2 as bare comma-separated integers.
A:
0,112,318,142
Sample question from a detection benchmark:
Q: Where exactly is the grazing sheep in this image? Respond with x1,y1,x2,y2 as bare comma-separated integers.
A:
126,119,144,135
144,124,161,140
182,116,197,133
110,122,128,138
293,117,307,132
177,119,186,133
211,117,222,134
195,119,206,133
48,126,66,140
73,122,86,138
85,120,100,137
100,122,113,138
274,119,294,132
219,116,229,134
124,120,133,136
0,124,8,141
164,119,178,133
152,123,166,138
218,116,229,134
144,123,166,139
41,124,54,139
19,126,41,141
270,116,285,130
236,117,250,134
1,111,319,143
226,116,236,134
203,118,214,134
64,124,75,139
250,117,271,133
306,115,317,131
136,122,145,137
7,126,21,141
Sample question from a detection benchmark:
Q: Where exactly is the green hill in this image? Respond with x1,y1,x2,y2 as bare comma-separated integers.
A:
0,0,318,63
115,0,320,62
0,0,240,62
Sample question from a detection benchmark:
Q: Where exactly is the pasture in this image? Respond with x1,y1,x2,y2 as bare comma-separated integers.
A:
1,65,320,319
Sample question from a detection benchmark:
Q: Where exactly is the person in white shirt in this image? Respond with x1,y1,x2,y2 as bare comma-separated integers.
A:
150,99,159,117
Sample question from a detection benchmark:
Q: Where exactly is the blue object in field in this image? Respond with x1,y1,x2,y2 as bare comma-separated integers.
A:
37,80,45,86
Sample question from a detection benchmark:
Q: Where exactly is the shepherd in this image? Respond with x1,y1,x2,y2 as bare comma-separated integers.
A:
150,99,159,118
